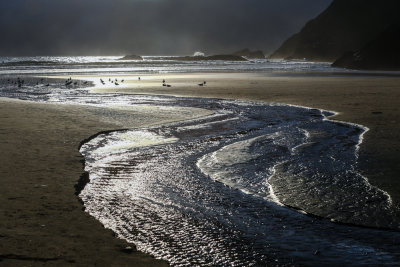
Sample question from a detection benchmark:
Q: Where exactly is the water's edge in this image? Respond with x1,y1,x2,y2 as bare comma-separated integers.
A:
76,99,395,231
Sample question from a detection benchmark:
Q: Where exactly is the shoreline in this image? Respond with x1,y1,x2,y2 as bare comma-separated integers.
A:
76,72,400,206
79,98,398,231
1,72,400,264
0,97,211,266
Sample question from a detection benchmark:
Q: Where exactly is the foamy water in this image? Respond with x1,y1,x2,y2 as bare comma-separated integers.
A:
77,97,400,265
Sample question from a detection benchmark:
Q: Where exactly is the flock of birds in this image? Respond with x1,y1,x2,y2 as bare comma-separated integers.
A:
1,77,51,88
99,77,207,88
2,77,90,88
98,77,207,88
65,77,89,87
162,79,206,87
2,76,207,90
162,79,172,87
99,77,127,86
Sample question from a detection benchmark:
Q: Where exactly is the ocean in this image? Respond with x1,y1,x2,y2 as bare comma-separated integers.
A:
1,56,399,265
0,56,339,75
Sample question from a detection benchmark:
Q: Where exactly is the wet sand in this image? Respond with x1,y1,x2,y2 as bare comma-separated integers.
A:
0,98,209,265
85,72,400,207
1,72,400,265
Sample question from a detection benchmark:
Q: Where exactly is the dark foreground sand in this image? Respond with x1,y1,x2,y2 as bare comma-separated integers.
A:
1,73,400,265
0,99,195,266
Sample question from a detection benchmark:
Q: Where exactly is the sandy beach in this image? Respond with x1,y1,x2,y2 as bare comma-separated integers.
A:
1,72,400,265
0,98,208,265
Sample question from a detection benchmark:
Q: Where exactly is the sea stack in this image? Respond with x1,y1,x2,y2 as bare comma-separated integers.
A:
233,48,265,59
119,55,143,60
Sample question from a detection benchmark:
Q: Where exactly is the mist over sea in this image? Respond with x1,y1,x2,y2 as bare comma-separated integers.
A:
1,57,400,265
0,56,341,76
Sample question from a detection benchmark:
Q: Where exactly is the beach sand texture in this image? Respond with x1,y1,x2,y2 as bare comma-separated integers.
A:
1,73,400,265
0,99,199,265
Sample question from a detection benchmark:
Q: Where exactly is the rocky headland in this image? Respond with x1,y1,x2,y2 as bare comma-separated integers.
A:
269,0,400,70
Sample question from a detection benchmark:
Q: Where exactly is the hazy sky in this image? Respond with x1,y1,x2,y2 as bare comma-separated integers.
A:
0,0,332,56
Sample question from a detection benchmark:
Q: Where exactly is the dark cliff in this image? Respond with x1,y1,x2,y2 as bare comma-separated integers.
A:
332,25,400,70
270,0,400,62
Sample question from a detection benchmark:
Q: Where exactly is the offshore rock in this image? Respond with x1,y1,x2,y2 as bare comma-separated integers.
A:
233,49,265,59
119,55,143,60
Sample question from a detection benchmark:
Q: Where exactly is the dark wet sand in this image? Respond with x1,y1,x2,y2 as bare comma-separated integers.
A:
0,99,173,266
1,73,400,265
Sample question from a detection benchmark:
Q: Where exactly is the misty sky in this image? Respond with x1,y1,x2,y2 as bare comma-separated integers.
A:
0,0,332,56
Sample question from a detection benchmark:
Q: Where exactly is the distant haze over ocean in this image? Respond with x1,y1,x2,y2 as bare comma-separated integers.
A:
0,0,332,56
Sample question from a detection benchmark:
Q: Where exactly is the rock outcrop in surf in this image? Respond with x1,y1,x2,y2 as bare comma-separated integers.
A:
233,49,265,59
119,55,143,60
